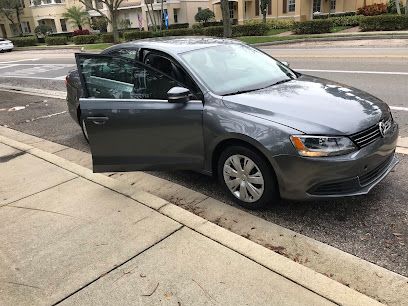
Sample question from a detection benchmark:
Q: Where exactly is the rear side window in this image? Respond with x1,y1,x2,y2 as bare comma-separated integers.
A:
105,48,138,60
77,55,179,100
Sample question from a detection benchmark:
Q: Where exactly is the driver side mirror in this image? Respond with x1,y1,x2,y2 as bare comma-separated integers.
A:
167,87,190,103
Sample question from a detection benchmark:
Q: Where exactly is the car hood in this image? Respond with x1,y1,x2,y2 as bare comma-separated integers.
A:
222,75,390,135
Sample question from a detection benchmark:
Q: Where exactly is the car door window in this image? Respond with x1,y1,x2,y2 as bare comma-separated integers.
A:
77,55,179,100
143,52,201,98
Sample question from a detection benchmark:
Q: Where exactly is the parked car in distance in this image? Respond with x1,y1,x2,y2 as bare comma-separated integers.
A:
66,37,398,209
0,38,14,52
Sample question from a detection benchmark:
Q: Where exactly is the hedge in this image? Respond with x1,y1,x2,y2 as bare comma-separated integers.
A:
168,23,189,29
232,24,269,36
244,18,294,29
101,33,114,43
45,36,67,45
123,23,270,41
9,36,37,47
72,34,98,44
359,15,408,31
328,15,364,26
292,19,333,34
123,30,153,40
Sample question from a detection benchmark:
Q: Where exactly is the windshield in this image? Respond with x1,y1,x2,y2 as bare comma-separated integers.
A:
180,44,296,95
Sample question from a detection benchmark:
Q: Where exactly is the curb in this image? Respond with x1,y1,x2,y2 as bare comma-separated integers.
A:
0,134,384,306
252,34,408,47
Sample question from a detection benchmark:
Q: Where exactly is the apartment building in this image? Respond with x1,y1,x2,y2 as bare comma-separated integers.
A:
0,0,387,38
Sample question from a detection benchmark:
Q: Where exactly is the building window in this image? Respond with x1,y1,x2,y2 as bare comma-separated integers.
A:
198,7,201,12
173,8,178,23
255,0,259,16
21,0,25,8
312,0,321,13
267,0,271,15
288,0,295,12
21,21,31,33
228,2,234,19
60,19,67,31
330,0,336,12
10,24,19,36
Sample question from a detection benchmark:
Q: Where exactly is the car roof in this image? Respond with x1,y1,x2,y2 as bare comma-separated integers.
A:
104,36,245,56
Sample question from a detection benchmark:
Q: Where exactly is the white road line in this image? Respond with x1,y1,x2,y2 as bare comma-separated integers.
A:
296,68,408,76
0,63,74,67
0,58,40,64
0,64,18,70
390,106,408,112
0,75,66,80
54,75,68,80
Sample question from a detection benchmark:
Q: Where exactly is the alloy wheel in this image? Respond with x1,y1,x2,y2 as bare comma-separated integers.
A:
223,154,265,203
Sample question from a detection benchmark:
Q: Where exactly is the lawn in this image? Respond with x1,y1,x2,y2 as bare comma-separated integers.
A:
265,28,290,36
82,43,113,51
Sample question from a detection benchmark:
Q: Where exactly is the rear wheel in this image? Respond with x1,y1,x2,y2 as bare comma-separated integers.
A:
217,145,279,210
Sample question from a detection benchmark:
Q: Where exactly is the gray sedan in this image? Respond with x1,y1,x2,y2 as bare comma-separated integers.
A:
66,37,398,209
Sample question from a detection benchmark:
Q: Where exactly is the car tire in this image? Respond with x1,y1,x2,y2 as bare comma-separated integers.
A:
80,118,89,143
217,145,279,210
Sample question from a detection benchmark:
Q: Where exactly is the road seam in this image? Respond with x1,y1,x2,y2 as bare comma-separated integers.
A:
0,133,384,306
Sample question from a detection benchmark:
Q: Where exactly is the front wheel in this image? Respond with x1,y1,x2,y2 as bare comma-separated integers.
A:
218,146,279,210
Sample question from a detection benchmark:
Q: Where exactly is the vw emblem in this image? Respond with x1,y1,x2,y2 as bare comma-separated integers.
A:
379,119,391,137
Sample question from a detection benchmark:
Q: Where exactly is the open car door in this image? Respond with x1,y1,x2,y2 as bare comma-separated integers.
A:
75,53,204,172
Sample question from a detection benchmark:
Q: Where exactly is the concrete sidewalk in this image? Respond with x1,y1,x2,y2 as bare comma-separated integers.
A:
0,137,382,305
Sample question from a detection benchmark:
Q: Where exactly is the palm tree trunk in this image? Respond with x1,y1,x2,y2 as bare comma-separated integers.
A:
405,0,407,14
111,10,119,43
160,0,163,30
220,0,231,37
395,0,401,15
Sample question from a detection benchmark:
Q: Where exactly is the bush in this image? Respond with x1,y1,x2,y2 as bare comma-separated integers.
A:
329,15,365,26
161,28,196,36
387,0,406,14
232,23,269,36
244,18,294,29
360,15,408,31
201,26,224,37
34,24,52,35
73,29,90,36
9,36,37,47
292,19,333,34
123,30,153,40
357,3,387,16
45,36,67,45
195,8,215,23
72,34,98,44
168,23,189,29
101,33,114,43
313,11,356,19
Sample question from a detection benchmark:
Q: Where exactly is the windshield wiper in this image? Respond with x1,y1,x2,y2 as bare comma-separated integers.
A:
223,79,292,96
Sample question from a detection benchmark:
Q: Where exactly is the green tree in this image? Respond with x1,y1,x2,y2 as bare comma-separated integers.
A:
0,0,24,35
80,0,125,43
220,0,231,37
194,8,215,23
62,6,89,31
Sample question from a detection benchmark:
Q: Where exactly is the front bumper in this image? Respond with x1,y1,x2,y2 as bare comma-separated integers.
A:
274,123,399,200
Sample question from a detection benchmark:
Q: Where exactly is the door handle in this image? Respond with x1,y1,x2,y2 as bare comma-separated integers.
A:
87,116,109,125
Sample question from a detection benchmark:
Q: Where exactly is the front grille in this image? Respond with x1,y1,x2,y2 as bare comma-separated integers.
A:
359,155,393,187
350,124,382,148
349,115,392,148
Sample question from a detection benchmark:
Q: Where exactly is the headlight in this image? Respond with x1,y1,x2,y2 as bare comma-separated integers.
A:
290,135,356,157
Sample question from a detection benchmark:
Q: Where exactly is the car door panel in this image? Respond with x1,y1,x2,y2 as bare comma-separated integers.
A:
76,53,204,172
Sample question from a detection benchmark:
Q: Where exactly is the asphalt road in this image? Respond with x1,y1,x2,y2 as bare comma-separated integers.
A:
1,40,407,276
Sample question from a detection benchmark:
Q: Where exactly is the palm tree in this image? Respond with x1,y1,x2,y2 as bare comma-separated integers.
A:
62,6,89,31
